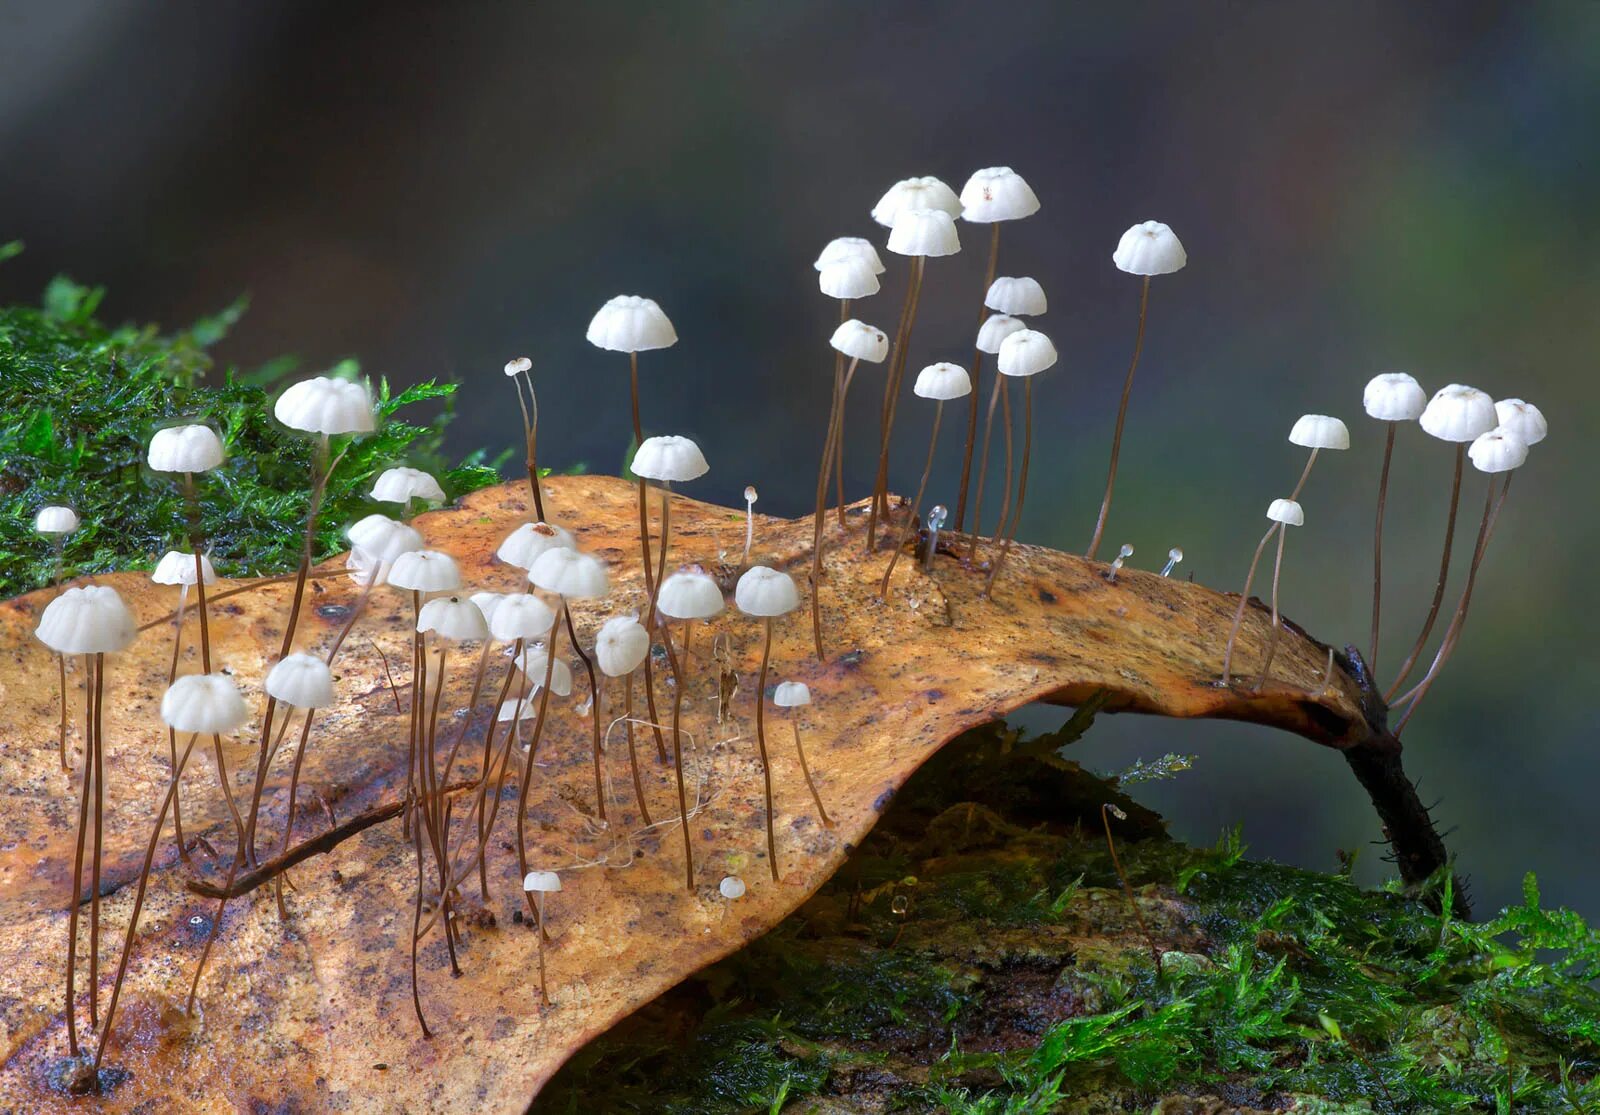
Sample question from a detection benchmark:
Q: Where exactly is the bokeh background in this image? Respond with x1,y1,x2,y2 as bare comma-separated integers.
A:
3,1,1596,918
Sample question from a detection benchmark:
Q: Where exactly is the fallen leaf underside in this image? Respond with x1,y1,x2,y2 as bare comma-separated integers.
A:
0,476,1379,1112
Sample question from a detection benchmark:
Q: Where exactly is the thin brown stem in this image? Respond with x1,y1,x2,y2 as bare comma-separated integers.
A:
273,710,318,916
408,799,432,1038
660,618,695,892
93,733,199,1070
517,615,563,918
630,353,669,764
166,590,191,863
136,569,348,634
880,401,943,596
755,619,779,882
1086,276,1150,560
1370,423,1396,672
1288,447,1320,502
967,363,1007,564
985,376,1033,596
515,370,545,521
89,653,105,1029
52,544,69,773
1251,526,1290,692
478,641,522,899
623,674,652,826
869,255,925,546
954,223,1000,534
1221,524,1280,685
534,892,549,1006
1386,443,1465,700
64,653,94,1057
791,718,831,827
1102,804,1162,975
423,643,461,975
812,357,861,659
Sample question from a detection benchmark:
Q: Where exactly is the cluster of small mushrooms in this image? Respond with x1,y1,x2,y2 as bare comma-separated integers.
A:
28,166,1546,1072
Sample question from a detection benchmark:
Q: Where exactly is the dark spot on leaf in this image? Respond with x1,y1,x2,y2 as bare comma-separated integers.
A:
873,787,895,812
316,604,352,621
1038,588,1058,605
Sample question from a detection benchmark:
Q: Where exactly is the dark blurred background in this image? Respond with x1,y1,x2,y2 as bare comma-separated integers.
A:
3,1,1596,917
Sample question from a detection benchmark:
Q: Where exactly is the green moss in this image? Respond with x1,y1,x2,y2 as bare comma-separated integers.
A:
0,256,505,597
536,722,1600,1114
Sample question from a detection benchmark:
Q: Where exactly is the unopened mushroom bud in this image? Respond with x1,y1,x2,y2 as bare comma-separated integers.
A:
925,505,948,571
1106,544,1134,582
504,356,532,376
719,875,747,900
1160,548,1184,577
742,485,759,564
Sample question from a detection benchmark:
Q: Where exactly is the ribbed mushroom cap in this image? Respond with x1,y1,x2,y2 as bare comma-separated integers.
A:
735,566,800,618
913,363,972,401
36,585,137,654
417,595,490,641
997,329,1058,378
1113,221,1187,276
830,319,889,363
387,549,462,593
1493,399,1547,446
1363,373,1427,422
984,276,1047,317
1419,385,1497,443
631,435,709,484
147,424,224,474
347,514,425,565
161,673,250,735
371,466,446,505
1267,498,1305,526
657,571,725,621
585,295,678,352
265,653,336,709
870,176,961,228
496,521,576,570
595,615,649,677
33,505,79,536
814,237,886,274
346,549,384,588
975,314,1026,355
522,870,562,893
887,208,961,258
529,548,610,599
512,646,575,695
273,376,376,436
773,680,812,708
959,167,1040,223
487,593,557,642
818,258,881,300
1288,414,1351,451
151,550,217,586
1468,427,1528,474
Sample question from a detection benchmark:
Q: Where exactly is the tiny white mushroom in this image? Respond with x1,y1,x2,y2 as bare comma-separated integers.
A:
146,424,224,474
886,208,961,258
273,376,376,437
496,521,576,571
585,295,678,353
814,236,886,275
870,176,961,228
370,466,446,507
984,277,1047,318
1492,398,1547,446
265,653,336,709
958,167,1040,224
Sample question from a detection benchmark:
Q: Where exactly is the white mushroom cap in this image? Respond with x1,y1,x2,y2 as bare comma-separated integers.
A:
487,592,557,642
830,319,890,363
632,435,709,484
1468,427,1528,474
35,585,137,654
417,595,490,641
718,875,747,900
1493,398,1547,446
814,237,886,275
959,167,1040,223
1266,498,1305,526
871,176,961,228
997,329,1058,378
496,521,576,570
151,550,217,586
984,276,1047,317
346,549,384,587
1419,385,1497,443
1113,221,1187,276
34,505,79,536
595,615,649,677
147,424,224,474
818,258,881,301
513,647,575,695
161,673,250,735
522,870,562,893
370,466,446,505
975,314,1026,355
735,566,800,618
504,356,532,376
887,209,961,258
496,697,537,722
529,548,610,599
913,363,972,401
1288,414,1351,451
1362,373,1426,422
265,653,336,709
773,681,812,708
585,295,678,353
657,571,725,621
273,376,376,437
347,514,425,565
387,549,462,593
470,591,507,624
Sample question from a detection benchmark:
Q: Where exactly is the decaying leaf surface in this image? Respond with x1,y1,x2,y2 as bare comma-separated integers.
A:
0,476,1395,1111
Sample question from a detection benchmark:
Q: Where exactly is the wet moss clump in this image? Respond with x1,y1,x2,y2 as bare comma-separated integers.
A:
0,251,504,597
537,720,1600,1113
